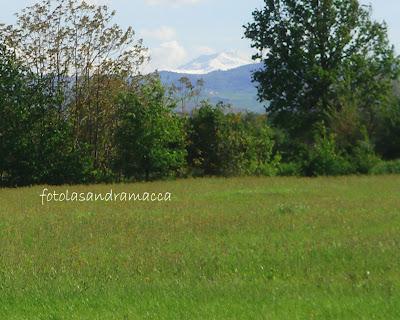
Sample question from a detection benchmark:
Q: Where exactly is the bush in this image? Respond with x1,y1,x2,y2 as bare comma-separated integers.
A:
370,160,400,175
0,45,89,186
251,154,281,177
375,98,400,159
188,103,279,176
187,101,225,176
278,162,302,176
349,134,381,174
114,78,187,181
303,124,353,176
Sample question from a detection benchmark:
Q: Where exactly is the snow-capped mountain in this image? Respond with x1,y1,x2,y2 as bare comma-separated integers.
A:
169,51,253,75
159,62,265,113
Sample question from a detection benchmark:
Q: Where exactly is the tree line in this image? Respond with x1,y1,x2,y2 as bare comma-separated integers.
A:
1,0,400,187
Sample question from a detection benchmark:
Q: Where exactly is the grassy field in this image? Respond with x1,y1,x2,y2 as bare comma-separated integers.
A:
0,176,399,319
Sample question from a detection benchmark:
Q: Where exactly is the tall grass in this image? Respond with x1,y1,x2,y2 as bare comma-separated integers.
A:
0,176,399,319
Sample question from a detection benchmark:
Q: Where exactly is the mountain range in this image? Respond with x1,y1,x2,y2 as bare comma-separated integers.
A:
169,51,254,75
159,52,265,112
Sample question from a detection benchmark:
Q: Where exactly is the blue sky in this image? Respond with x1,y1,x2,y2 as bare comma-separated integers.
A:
1,0,399,71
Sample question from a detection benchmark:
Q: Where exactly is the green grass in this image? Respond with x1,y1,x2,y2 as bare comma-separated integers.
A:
0,176,399,319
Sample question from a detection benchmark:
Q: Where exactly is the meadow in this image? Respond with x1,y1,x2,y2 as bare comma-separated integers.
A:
0,175,399,319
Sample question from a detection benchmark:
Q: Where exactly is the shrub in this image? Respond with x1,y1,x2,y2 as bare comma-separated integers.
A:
278,162,302,176
188,103,279,176
0,45,89,186
303,124,353,176
349,133,381,174
114,79,187,181
370,160,400,175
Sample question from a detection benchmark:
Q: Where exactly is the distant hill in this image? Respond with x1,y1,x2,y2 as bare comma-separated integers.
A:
168,51,254,75
159,61,266,113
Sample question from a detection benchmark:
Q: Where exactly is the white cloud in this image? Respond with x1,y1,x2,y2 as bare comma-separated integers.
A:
144,40,188,72
144,0,202,7
140,26,177,41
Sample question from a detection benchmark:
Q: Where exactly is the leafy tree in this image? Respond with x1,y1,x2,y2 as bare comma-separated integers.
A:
187,102,225,175
169,77,204,113
375,100,400,159
1,0,147,95
114,78,187,181
219,112,279,176
245,0,399,140
188,102,278,176
1,0,148,172
0,45,88,186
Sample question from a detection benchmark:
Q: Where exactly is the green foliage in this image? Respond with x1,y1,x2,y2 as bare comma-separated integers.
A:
303,124,352,176
349,133,381,174
245,0,400,140
374,97,400,159
278,162,302,177
218,113,279,176
370,160,400,175
187,101,225,175
244,0,400,175
0,45,88,187
1,0,148,174
188,102,278,176
2,0,400,186
114,78,187,181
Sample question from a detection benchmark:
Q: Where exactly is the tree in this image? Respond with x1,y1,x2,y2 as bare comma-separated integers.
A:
244,0,399,140
1,0,147,96
188,102,278,176
0,45,88,186
187,102,226,175
114,78,187,181
375,96,400,159
1,0,148,172
169,77,204,113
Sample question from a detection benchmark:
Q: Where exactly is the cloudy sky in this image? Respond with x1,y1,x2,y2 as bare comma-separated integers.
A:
1,0,399,71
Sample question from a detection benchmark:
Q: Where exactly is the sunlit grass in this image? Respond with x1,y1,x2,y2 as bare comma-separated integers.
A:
0,176,399,319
